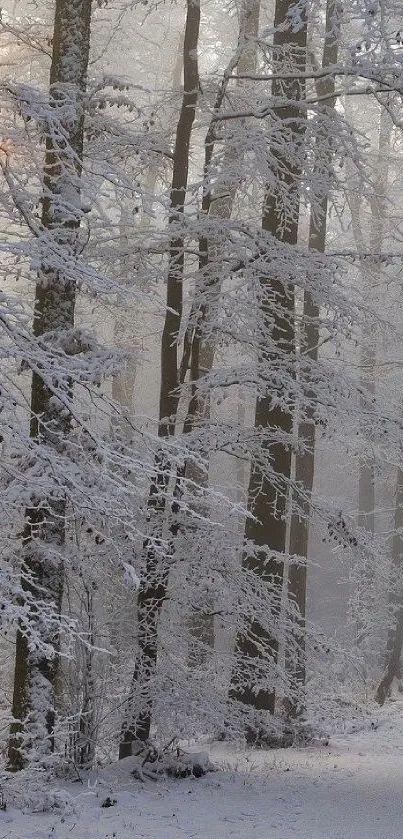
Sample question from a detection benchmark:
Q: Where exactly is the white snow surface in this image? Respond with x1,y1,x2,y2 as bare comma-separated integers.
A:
2,702,403,839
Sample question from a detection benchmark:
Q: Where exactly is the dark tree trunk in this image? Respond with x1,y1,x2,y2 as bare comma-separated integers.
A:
8,0,92,771
230,0,307,742
185,0,261,668
285,0,342,720
119,0,200,757
376,468,403,705
354,109,391,646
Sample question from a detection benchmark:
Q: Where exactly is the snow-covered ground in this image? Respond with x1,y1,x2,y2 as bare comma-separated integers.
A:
2,702,403,839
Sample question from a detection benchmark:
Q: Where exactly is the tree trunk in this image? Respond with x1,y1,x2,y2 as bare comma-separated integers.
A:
357,113,391,536
119,0,200,757
285,0,342,720
230,0,307,743
186,0,261,668
111,33,184,442
111,208,139,441
376,467,403,704
8,0,92,771
349,107,392,645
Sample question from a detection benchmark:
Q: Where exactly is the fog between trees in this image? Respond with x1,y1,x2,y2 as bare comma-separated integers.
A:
0,0,403,769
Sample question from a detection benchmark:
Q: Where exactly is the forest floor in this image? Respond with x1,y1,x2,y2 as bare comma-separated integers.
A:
1,700,403,839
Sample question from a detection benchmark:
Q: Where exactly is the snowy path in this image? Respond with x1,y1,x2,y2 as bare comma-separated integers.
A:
2,708,403,839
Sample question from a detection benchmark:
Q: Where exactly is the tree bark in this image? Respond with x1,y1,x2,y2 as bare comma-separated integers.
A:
185,0,261,668
285,0,342,720
8,0,92,771
376,466,403,704
111,33,185,443
349,106,392,646
230,0,307,742
357,113,391,537
119,0,200,757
